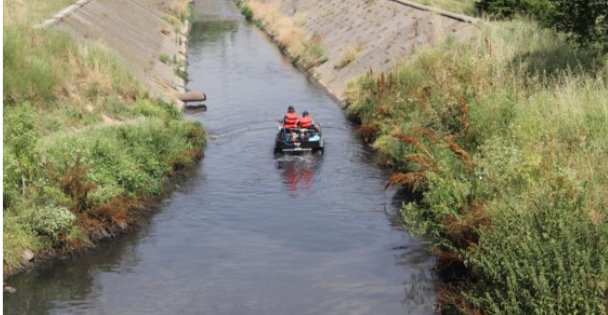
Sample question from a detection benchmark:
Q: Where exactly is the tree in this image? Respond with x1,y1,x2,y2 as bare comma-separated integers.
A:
550,0,608,47
475,0,608,49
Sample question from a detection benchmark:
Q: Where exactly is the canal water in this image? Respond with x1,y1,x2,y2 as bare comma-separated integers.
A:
3,1,436,314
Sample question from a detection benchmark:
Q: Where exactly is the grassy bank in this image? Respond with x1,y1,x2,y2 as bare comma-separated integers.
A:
234,0,328,71
3,0,204,275
346,19,607,313
407,0,476,15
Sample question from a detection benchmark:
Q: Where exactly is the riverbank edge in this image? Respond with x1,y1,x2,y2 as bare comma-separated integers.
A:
4,1,198,280
233,0,345,107
230,0,465,309
244,1,608,312
4,154,204,280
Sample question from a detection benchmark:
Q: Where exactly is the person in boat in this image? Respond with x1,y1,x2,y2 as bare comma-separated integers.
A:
298,111,319,132
278,105,299,130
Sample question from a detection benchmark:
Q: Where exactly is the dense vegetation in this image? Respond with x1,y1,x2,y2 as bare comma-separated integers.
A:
3,0,204,274
409,0,477,15
346,18,607,314
476,0,608,49
410,0,607,51
233,0,607,312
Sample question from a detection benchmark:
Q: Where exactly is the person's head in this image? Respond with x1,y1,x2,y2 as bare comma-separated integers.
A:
287,105,295,113
302,111,309,117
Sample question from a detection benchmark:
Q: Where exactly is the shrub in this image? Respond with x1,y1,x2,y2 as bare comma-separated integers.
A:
30,207,76,241
241,5,253,21
175,67,188,81
3,5,207,275
159,53,171,64
347,19,608,313
475,0,608,49
464,182,608,314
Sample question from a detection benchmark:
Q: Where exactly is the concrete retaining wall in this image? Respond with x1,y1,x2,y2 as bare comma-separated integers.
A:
41,0,190,108
257,0,478,103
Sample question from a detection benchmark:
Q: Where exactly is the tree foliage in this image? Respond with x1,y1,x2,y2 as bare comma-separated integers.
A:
476,0,608,49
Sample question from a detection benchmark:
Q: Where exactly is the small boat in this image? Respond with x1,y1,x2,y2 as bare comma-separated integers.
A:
274,126,324,154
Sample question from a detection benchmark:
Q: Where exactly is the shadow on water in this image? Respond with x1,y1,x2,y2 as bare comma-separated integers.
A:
4,230,146,315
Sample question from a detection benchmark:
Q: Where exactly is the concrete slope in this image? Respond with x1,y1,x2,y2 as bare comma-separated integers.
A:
263,0,478,102
49,0,188,106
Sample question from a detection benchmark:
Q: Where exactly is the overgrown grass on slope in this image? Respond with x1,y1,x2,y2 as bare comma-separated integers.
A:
3,15,205,273
346,19,608,314
3,0,76,25
234,0,329,70
407,0,476,15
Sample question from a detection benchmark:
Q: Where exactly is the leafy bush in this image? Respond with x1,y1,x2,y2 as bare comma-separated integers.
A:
241,5,253,21
3,9,206,275
475,0,608,49
30,207,75,240
159,53,171,64
474,0,552,18
346,20,608,313
465,182,608,314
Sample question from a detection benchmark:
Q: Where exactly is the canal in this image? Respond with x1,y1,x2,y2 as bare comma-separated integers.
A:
4,1,436,314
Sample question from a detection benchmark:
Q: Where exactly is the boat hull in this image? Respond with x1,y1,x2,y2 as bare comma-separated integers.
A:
274,128,324,154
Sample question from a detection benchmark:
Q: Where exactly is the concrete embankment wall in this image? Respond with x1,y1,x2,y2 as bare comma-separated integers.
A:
41,0,189,107
257,0,478,103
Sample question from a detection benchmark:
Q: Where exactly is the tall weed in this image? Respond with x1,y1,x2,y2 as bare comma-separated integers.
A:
347,19,608,313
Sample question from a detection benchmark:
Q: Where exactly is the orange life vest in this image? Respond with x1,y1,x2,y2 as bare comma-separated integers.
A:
284,112,298,128
299,116,313,127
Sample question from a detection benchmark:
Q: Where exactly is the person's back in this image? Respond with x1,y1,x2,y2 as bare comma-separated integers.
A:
282,105,298,129
298,111,317,131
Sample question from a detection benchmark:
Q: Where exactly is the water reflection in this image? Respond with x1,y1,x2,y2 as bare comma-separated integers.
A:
189,18,239,45
3,230,146,315
276,154,322,197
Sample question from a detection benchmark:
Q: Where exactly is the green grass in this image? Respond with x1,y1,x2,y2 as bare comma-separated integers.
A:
346,19,608,314
407,0,476,15
3,2,205,274
3,0,77,25
334,43,363,70
159,53,171,64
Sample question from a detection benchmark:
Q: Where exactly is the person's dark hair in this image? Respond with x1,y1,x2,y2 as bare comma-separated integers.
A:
287,105,295,112
302,111,309,116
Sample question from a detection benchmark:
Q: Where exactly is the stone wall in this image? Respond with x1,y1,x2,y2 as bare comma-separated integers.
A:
258,0,478,103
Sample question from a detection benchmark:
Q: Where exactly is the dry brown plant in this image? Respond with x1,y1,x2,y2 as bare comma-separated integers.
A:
392,132,434,159
406,153,436,170
457,96,470,131
411,126,441,143
386,171,426,190
358,124,379,143
442,202,491,248
444,135,472,166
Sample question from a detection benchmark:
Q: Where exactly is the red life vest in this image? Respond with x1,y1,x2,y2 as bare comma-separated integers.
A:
299,116,313,127
284,112,298,128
